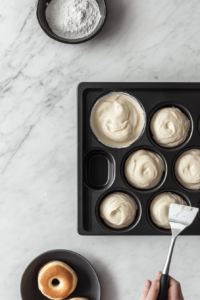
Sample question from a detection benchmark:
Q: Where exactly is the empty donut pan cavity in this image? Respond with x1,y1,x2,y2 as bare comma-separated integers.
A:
78,83,200,235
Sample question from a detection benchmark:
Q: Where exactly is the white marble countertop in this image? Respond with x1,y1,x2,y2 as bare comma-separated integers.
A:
1,0,200,299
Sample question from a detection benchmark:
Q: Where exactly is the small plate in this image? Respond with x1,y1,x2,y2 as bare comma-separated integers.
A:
21,249,101,300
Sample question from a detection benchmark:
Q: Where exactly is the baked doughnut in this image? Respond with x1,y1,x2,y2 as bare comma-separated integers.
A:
38,260,78,300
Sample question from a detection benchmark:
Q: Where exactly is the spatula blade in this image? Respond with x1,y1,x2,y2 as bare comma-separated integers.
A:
169,203,199,227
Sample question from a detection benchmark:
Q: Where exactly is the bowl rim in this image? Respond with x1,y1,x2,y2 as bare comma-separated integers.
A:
36,0,107,44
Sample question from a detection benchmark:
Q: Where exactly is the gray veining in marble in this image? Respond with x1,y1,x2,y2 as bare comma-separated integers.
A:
1,0,200,299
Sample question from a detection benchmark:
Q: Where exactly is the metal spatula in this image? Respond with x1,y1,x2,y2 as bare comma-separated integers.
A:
157,203,199,300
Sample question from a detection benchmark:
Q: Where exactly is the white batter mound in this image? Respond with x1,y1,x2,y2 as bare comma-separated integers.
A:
125,150,164,189
100,192,137,229
90,93,145,148
150,192,186,229
150,107,190,148
175,149,200,189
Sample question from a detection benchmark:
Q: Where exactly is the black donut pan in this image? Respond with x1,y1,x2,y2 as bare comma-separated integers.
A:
78,82,200,235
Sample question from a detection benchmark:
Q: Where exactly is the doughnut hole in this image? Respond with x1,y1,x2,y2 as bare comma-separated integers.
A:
148,103,193,151
52,279,60,286
146,190,191,234
49,278,62,289
96,189,142,233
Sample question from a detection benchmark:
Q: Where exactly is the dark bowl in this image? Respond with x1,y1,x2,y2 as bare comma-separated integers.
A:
21,249,101,300
37,0,107,44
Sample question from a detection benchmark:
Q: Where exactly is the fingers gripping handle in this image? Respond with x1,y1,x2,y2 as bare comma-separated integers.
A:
157,274,169,300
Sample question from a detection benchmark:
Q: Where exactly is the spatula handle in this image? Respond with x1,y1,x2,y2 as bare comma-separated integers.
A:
157,274,169,300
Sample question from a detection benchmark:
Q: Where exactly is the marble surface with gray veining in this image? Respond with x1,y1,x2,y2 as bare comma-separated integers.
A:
1,0,200,299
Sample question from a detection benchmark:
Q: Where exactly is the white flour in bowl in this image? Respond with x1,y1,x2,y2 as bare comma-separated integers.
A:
46,0,101,40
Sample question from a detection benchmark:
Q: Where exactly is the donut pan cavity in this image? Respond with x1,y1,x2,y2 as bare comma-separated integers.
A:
78,82,200,235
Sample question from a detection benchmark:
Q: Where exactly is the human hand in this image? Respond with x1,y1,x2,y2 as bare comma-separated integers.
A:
166,274,184,300
139,271,161,300
139,271,184,300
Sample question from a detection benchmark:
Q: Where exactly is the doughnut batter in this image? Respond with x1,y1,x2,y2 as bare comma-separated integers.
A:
90,93,145,148
100,192,137,229
150,192,187,229
150,107,190,148
125,150,164,189
175,149,200,189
